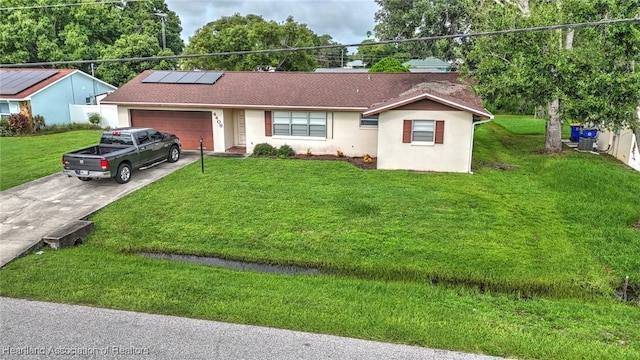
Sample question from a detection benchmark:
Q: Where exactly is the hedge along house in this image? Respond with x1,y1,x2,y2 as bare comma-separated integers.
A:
0,69,117,125
101,70,493,173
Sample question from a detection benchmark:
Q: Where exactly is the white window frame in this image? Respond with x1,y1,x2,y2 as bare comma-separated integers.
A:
0,101,10,120
360,114,379,127
273,111,327,139
412,120,435,145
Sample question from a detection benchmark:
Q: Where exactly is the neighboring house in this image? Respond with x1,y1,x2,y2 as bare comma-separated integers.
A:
403,57,451,73
597,121,640,172
0,68,117,125
101,70,493,173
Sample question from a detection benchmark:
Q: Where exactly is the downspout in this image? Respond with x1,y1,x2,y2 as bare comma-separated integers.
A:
468,118,493,174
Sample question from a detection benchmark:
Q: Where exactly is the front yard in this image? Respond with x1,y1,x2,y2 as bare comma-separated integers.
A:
1,117,639,359
0,130,102,190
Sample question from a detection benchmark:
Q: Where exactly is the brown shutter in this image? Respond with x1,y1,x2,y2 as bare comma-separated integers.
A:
402,120,412,143
265,111,272,137
435,120,445,144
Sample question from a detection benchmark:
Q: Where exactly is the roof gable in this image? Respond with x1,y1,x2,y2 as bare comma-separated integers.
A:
0,69,117,100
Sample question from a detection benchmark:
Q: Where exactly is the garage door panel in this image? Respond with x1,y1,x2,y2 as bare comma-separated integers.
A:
130,110,213,150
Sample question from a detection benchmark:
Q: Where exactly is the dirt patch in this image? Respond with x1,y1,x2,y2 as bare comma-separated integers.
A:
292,154,377,169
484,162,519,171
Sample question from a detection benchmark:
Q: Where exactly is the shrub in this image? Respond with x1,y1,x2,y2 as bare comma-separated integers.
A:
336,149,345,157
32,114,46,132
306,148,312,156
0,118,14,137
7,113,31,133
87,112,102,127
277,144,295,158
363,153,373,164
253,143,277,156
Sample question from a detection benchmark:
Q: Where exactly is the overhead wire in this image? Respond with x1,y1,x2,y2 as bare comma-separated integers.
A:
0,16,638,68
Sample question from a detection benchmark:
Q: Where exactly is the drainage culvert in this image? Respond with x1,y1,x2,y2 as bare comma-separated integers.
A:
140,252,323,275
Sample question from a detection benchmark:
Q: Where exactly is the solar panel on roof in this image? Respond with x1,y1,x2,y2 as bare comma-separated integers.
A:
141,71,223,85
141,71,172,83
176,72,206,83
196,72,223,84
158,71,188,83
0,70,59,95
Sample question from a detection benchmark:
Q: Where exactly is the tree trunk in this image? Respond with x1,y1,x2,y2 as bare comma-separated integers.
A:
544,98,563,153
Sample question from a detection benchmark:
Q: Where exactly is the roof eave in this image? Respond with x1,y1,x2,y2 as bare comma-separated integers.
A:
362,93,493,119
99,101,368,112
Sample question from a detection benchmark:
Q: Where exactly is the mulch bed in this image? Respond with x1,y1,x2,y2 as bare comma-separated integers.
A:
291,154,377,169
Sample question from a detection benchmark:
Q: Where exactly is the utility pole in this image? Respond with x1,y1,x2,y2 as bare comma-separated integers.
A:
155,13,167,50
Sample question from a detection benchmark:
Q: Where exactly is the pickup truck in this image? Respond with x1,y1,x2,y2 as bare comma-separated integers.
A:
62,127,181,184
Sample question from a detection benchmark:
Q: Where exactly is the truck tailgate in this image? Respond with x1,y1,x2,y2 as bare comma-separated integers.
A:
63,154,103,171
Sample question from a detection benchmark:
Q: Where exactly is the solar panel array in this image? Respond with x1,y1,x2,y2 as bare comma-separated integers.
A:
0,70,59,96
142,71,224,85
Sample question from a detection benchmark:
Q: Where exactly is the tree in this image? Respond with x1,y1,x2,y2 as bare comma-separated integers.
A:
373,0,468,61
462,0,640,153
369,57,410,73
354,40,410,68
313,34,347,68
182,14,317,71
96,34,177,87
0,0,183,84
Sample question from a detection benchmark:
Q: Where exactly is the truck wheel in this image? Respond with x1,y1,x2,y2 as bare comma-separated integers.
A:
115,163,132,184
167,145,180,163
78,177,92,182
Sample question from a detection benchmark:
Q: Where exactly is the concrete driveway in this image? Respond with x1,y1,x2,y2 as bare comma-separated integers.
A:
0,153,198,267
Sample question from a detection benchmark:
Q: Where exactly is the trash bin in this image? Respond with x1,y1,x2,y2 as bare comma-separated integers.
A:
570,124,582,142
581,129,598,139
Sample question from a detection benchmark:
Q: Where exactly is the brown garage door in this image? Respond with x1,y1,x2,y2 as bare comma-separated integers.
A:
130,109,213,151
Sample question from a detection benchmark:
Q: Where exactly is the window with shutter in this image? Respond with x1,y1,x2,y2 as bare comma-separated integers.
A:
264,111,272,137
404,119,444,145
270,111,326,138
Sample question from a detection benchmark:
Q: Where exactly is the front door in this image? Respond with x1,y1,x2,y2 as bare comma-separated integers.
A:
235,110,246,146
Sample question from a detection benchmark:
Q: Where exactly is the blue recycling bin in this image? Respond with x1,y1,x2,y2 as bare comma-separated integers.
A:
581,129,598,139
570,124,582,142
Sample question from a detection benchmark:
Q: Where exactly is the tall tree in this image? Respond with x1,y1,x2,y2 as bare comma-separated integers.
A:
0,0,183,85
313,34,347,68
462,0,640,153
354,40,410,68
373,0,468,61
182,14,317,71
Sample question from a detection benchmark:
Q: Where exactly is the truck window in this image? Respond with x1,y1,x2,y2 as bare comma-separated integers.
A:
101,133,133,146
149,130,163,142
136,131,151,145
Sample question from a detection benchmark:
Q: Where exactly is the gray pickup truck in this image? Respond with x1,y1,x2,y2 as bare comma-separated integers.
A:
62,127,181,184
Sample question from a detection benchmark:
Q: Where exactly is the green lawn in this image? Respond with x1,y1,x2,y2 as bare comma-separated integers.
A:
1,118,639,359
0,130,102,190
492,114,571,138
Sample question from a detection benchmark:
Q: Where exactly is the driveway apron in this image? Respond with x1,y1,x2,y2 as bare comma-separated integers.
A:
0,154,197,267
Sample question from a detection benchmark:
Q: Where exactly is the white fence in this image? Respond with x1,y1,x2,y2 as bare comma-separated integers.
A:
69,104,118,129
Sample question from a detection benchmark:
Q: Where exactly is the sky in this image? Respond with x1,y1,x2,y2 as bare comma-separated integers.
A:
164,0,380,46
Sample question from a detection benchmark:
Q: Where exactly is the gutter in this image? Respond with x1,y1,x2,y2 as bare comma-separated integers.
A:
468,118,493,174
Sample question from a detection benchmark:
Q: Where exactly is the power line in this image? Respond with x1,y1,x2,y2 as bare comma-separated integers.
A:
1,16,639,68
0,0,148,11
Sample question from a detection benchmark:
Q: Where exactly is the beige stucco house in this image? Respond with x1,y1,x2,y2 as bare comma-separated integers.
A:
597,128,640,172
101,70,493,173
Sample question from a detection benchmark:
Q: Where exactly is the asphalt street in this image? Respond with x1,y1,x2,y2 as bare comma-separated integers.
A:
0,297,508,360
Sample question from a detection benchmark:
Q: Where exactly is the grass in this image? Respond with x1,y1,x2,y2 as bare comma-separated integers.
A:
1,115,639,359
492,115,572,138
0,130,102,190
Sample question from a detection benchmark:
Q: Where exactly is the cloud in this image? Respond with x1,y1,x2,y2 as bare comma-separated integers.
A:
165,0,379,45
